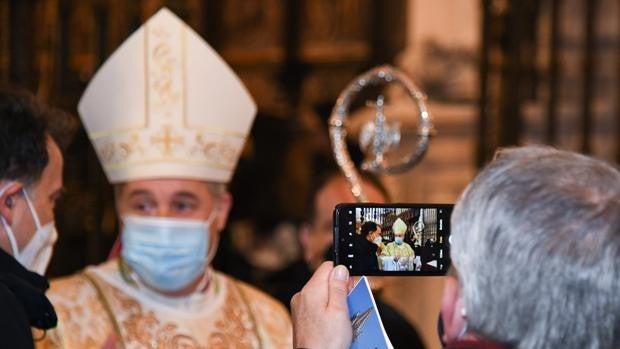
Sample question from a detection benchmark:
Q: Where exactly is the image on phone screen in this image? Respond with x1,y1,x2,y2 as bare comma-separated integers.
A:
334,203,452,276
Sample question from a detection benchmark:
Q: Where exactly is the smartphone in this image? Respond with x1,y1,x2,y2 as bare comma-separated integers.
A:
333,203,453,276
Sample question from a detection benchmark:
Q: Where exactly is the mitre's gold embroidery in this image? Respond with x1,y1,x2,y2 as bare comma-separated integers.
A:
99,142,115,162
148,23,182,120
193,134,239,167
95,129,240,171
98,133,143,163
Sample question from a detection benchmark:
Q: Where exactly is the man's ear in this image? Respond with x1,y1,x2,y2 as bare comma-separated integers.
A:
0,182,24,226
440,275,467,344
213,192,232,232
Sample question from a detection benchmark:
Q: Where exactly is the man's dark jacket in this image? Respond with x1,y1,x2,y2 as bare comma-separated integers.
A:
0,249,57,348
354,234,380,272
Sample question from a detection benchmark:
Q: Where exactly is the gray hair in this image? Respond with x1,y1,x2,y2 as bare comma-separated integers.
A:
450,145,620,349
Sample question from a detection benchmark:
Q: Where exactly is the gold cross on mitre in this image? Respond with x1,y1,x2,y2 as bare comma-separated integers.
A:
151,124,184,155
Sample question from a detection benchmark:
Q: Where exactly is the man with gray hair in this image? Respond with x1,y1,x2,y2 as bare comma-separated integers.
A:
291,145,620,349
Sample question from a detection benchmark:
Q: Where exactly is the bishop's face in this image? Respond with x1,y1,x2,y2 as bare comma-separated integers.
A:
114,179,232,295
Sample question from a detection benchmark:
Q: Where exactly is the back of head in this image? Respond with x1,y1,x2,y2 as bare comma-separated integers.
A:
361,221,378,238
0,88,49,185
305,168,390,223
0,87,76,185
450,146,620,349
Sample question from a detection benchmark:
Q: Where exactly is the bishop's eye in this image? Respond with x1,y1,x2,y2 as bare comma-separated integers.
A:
171,199,198,214
130,199,156,215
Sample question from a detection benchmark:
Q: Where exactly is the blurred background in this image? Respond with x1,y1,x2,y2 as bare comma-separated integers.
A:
1,0,619,348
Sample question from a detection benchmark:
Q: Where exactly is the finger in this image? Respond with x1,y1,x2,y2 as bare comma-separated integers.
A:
300,261,334,308
327,264,350,311
307,261,334,287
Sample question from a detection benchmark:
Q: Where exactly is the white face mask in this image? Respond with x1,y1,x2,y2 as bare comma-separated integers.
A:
0,183,58,275
121,212,217,293
373,236,383,245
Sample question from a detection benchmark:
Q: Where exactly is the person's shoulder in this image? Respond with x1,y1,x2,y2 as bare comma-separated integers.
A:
46,270,99,324
0,274,21,303
47,270,92,295
48,260,117,295
0,278,34,348
46,266,109,313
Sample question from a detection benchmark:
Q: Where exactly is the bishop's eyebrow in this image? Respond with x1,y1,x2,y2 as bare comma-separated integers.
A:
127,189,154,199
172,191,200,200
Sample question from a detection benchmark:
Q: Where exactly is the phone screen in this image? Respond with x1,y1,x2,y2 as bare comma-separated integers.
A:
334,203,453,276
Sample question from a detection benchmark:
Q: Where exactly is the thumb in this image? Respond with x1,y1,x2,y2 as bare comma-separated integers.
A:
327,265,350,310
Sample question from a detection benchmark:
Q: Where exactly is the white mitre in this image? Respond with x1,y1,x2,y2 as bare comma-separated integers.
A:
78,8,256,184
393,218,407,235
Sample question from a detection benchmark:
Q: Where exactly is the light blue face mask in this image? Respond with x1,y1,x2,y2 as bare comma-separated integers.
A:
121,213,216,292
394,236,403,245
